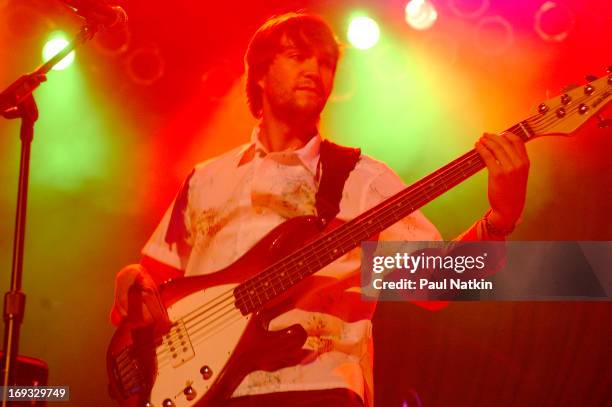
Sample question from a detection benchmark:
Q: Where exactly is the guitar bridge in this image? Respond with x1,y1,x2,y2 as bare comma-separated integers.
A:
163,320,195,368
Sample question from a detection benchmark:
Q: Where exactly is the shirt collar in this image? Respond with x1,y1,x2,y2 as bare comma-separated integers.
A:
239,126,322,175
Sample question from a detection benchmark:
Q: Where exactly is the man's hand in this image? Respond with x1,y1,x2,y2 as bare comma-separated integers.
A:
475,132,530,232
110,264,170,329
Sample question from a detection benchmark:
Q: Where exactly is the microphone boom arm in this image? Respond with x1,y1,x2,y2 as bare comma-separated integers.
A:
0,24,97,117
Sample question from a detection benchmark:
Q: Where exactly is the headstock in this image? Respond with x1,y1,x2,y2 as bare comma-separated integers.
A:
523,68,611,139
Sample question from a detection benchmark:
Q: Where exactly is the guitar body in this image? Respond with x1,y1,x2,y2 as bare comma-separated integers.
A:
107,216,325,407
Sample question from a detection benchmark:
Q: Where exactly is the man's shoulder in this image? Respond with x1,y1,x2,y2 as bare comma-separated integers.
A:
191,142,251,178
324,140,398,180
353,152,402,182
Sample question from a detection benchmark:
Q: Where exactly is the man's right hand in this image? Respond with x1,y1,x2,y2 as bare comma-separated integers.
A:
110,264,171,329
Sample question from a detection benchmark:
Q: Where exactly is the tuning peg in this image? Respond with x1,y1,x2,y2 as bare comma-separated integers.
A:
561,94,571,104
585,74,598,82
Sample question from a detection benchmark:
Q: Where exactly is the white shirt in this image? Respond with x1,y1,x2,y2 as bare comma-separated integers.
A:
143,127,442,405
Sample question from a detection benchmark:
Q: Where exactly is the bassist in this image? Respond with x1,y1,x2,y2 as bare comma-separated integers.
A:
110,12,529,407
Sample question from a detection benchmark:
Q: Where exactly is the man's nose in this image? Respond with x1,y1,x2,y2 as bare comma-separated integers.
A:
302,55,324,75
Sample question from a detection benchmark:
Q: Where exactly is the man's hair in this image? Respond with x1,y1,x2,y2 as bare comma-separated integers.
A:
244,12,340,118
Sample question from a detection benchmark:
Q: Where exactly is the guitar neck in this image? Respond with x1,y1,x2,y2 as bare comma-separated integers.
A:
234,121,534,314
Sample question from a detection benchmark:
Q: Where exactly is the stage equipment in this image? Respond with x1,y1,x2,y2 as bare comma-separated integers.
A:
0,2,127,405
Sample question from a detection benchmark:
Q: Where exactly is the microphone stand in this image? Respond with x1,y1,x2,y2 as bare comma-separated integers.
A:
0,22,99,405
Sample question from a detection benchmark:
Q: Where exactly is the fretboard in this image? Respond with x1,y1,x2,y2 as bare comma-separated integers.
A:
234,121,533,314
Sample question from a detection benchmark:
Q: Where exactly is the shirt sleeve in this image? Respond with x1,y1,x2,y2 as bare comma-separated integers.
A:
141,169,195,271
454,218,506,241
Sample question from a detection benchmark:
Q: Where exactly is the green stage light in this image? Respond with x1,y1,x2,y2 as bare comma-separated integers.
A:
42,33,75,71
347,16,380,50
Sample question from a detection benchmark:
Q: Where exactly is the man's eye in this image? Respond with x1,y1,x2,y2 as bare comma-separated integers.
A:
289,52,304,60
320,59,334,68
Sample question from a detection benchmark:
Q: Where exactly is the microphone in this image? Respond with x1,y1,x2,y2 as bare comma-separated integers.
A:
60,0,128,28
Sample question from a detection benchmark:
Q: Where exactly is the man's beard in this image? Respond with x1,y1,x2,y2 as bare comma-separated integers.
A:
267,89,325,124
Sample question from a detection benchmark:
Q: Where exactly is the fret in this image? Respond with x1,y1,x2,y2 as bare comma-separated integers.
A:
290,270,300,285
245,294,256,314
517,121,535,140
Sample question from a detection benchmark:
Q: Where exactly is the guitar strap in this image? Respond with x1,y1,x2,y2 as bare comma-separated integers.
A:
315,140,361,225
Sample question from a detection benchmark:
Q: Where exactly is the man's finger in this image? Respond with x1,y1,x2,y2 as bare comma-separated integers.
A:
482,133,516,168
502,132,529,162
475,140,501,173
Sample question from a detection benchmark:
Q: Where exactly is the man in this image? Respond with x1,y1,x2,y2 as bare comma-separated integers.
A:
110,12,529,407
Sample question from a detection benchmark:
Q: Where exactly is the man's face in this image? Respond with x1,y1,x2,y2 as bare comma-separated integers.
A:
258,36,337,123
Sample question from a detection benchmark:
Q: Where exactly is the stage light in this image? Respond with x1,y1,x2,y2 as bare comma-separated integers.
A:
473,15,514,55
347,16,380,50
448,0,489,19
405,0,438,31
42,33,75,71
535,1,574,42
126,46,165,85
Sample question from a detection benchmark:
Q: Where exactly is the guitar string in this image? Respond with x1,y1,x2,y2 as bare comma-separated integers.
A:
154,156,490,364
155,155,487,363
157,310,246,370
156,156,490,367
154,292,236,355
152,148,485,348
151,88,605,354
504,94,584,135
155,151,485,352
527,90,604,131
158,312,246,370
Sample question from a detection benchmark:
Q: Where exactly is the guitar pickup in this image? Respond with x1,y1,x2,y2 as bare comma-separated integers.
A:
111,346,146,398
